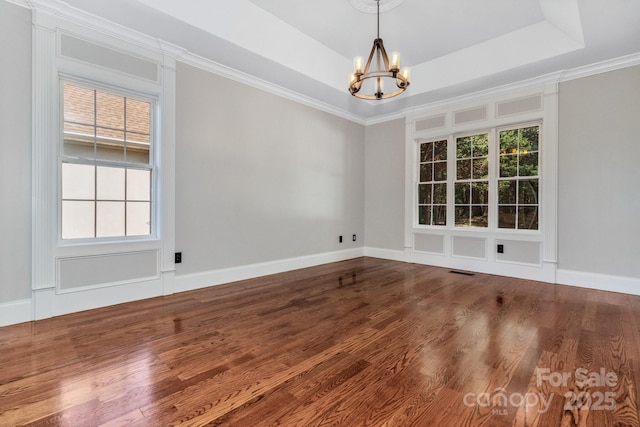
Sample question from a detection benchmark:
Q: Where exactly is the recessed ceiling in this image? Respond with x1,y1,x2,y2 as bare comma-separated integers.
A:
47,0,640,120
248,0,546,65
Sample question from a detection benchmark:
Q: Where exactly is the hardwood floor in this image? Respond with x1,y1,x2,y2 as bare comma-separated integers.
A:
1,257,639,426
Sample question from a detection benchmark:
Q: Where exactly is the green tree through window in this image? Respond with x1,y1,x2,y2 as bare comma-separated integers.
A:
498,125,539,229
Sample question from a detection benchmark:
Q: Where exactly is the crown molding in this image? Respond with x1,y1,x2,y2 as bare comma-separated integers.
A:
21,0,369,125
14,0,640,127
4,0,31,7
177,53,367,125
366,51,640,125
558,51,640,83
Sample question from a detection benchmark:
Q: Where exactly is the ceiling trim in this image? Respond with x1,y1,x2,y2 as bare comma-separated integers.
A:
366,52,640,126
23,0,367,123
4,0,30,7
11,0,640,126
348,0,405,14
177,51,368,125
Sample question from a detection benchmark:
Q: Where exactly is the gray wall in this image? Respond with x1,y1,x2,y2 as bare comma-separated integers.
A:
364,119,405,251
558,65,640,278
0,2,32,303
175,62,365,274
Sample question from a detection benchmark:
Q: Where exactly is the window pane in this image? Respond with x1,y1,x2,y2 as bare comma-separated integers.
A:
457,159,471,180
518,179,539,205
433,161,447,181
500,154,518,177
420,163,432,182
498,180,516,205
455,183,470,205
126,98,151,136
519,151,538,176
97,126,125,142
433,140,447,161
418,205,431,225
433,183,446,204
472,158,488,179
521,126,539,151
470,206,488,228
97,166,125,200
96,201,125,237
472,136,488,157
433,206,446,225
64,122,95,140
127,202,151,236
420,142,433,162
127,169,151,201
96,91,124,131
499,129,519,153
518,206,538,230
63,84,94,126
126,145,150,164
64,141,95,160
62,201,95,239
96,130,125,162
418,184,432,205
498,206,517,229
455,206,469,226
472,182,489,204
62,163,95,200
456,137,471,158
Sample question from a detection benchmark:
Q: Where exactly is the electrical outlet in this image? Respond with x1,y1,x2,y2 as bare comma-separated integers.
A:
175,252,182,263
339,235,343,243
497,244,504,254
352,234,356,242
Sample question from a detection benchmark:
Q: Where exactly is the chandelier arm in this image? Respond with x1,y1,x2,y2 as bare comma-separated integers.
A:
362,42,378,76
376,39,391,72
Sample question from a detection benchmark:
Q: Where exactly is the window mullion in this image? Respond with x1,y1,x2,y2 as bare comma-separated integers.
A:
446,134,455,228
488,128,498,230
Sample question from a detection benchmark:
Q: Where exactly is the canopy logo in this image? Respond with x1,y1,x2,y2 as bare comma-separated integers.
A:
463,388,553,415
463,367,619,416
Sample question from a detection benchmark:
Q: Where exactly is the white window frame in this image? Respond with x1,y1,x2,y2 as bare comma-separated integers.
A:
58,77,158,243
495,121,542,231
404,85,558,283
32,12,176,320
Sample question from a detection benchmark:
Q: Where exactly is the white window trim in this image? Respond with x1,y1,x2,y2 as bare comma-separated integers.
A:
58,77,158,244
404,85,558,283
32,10,176,320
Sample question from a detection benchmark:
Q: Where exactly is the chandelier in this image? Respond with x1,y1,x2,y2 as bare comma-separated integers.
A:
349,0,410,100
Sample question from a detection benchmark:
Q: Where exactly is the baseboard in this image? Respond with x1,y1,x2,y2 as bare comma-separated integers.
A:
557,269,640,296
4,255,637,328
175,248,365,293
364,247,407,262
0,299,32,327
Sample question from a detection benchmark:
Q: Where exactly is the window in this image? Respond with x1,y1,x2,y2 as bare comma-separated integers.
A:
498,125,539,230
455,133,489,227
415,123,541,231
61,82,153,239
417,140,447,225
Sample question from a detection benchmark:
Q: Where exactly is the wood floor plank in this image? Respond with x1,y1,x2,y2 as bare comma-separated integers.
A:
1,257,639,426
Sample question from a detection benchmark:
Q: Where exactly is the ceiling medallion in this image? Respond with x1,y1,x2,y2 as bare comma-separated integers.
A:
348,0,405,14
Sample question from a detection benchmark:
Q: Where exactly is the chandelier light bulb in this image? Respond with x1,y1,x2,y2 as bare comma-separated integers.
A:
390,52,400,71
354,56,364,74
